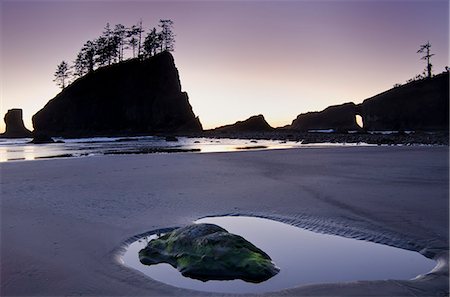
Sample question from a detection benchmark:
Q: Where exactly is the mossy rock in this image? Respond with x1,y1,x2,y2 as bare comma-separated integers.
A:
139,223,280,283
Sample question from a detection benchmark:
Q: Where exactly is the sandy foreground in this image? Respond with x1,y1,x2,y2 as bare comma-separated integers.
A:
1,146,448,296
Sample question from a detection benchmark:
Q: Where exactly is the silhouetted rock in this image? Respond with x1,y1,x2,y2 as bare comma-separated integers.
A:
139,224,279,283
212,115,274,133
290,102,360,132
29,134,55,144
359,72,449,131
32,52,202,137
164,136,178,142
1,109,32,138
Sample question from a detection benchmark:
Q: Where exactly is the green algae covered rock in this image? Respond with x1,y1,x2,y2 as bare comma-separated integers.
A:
138,223,280,283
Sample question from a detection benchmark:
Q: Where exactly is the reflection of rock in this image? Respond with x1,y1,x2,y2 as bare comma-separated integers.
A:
139,224,279,283
32,52,202,137
1,109,32,138
290,103,360,132
212,115,274,133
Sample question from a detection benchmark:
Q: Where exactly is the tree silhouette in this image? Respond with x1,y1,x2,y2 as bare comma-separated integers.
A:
127,25,140,58
158,19,175,52
137,20,144,58
417,41,434,79
54,61,71,89
143,28,160,57
114,24,127,61
74,40,96,77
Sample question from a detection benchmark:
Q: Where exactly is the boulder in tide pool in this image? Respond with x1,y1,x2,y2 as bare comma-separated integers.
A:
139,223,279,283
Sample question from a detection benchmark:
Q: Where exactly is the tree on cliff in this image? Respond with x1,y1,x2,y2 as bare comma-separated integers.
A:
158,19,175,52
74,40,96,77
417,41,434,79
54,61,71,89
143,28,160,57
113,24,127,61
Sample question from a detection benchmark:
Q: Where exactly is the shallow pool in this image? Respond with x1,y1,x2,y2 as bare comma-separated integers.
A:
122,216,435,294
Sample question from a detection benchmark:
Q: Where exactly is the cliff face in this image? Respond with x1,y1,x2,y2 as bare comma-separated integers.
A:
359,72,449,131
1,109,32,138
33,52,202,137
212,115,274,133
290,102,360,132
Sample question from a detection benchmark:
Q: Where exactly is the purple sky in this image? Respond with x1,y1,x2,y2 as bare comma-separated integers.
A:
1,0,448,131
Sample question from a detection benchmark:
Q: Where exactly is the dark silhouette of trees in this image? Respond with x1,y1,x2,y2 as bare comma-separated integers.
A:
54,19,176,88
127,24,140,58
143,28,160,57
417,41,434,79
114,24,127,62
158,19,175,52
74,40,96,77
54,61,71,89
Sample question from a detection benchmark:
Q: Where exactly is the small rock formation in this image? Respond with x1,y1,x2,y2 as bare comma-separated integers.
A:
359,72,449,131
1,109,32,138
32,52,202,137
290,102,360,132
29,134,55,144
212,114,274,133
139,224,279,283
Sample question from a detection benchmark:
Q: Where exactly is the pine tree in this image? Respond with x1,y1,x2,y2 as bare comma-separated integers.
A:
54,61,71,89
417,41,434,79
143,28,160,57
158,19,175,52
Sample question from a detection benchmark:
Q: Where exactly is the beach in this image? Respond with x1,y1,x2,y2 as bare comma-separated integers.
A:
1,146,448,296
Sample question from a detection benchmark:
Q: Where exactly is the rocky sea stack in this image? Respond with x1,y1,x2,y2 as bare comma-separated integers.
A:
32,52,202,137
212,114,274,133
1,109,32,138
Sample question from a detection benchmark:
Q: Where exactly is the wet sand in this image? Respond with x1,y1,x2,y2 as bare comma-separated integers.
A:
1,146,448,296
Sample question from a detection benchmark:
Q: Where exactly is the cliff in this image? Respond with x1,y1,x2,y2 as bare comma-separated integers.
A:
32,52,202,137
211,115,274,133
290,102,360,132
1,109,32,138
359,72,449,131
289,72,449,132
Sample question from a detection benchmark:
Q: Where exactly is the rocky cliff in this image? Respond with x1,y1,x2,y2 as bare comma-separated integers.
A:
290,102,360,132
359,72,449,131
33,52,202,137
211,115,274,133
1,109,32,138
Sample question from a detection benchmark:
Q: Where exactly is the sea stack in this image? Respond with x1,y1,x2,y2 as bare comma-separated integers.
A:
290,102,360,132
1,109,32,138
212,114,274,133
32,52,202,137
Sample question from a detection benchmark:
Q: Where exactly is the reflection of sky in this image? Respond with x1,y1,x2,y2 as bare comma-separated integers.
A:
122,216,435,294
1,1,448,131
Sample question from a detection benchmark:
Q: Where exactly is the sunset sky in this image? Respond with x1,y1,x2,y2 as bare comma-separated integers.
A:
1,0,448,132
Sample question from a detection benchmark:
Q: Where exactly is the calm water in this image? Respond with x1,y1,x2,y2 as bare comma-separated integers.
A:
0,136,374,162
122,216,435,294
0,136,300,162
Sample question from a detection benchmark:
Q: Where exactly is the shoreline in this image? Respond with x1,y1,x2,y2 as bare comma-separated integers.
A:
1,146,448,296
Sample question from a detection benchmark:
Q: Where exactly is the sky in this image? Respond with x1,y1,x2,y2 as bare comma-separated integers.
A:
1,0,448,132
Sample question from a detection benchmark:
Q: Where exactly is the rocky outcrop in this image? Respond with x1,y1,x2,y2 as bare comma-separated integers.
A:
139,224,279,283
32,52,202,137
1,109,32,138
290,102,360,132
359,72,449,131
212,115,274,133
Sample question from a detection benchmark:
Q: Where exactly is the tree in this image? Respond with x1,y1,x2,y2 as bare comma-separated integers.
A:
143,27,160,57
158,19,175,52
114,24,127,61
54,61,71,89
137,20,144,58
417,41,434,79
127,25,140,58
74,40,96,77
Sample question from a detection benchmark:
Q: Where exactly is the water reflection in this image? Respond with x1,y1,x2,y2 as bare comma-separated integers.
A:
122,216,435,294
